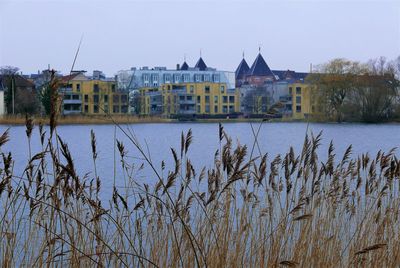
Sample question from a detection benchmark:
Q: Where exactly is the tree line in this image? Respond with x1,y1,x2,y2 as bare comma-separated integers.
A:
307,57,400,123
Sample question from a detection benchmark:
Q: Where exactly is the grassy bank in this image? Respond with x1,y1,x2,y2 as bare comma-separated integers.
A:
0,117,399,267
0,114,173,125
0,115,282,125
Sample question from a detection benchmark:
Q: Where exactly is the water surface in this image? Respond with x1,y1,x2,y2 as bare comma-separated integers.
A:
2,122,399,200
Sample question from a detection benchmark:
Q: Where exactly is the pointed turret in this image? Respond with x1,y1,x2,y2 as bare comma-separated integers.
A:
180,61,189,70
248,53,274,77
195,57,207,71
235,58,250,79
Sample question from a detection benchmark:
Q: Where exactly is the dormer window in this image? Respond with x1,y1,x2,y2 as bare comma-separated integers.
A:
183,74,190,82
174,74,180,83
195,74,201,82
164,74,171,83
152,74,159,87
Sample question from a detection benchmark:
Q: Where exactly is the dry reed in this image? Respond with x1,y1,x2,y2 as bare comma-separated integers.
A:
0,115,399,267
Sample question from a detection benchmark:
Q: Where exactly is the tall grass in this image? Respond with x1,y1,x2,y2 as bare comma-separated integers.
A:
0,115,399,267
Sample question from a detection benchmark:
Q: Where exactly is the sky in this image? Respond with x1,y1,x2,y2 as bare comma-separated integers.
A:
0,0,399,76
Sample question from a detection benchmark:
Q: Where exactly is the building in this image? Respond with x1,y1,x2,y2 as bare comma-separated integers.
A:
235,51,312,118
118,57,240,117
289,83,314,119
0,74,38,115
59,71,129,115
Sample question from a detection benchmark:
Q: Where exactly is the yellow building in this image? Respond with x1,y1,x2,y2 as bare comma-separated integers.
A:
289,83,315,119
127,58,240,117
138,82,240,116
60,71,129,115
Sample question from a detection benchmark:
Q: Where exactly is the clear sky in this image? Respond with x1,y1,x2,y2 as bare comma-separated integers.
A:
1,0,399,76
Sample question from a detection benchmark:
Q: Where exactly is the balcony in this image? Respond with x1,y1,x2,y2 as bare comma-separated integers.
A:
63,99,82,105
178,109,196,115
59,87,73,92
178,99,196,105
63,110,81,115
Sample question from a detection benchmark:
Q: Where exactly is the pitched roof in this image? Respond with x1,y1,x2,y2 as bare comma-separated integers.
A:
272,70,309,81
180,61,189,70
59,72,87,83
0,74,35,88
235,58,250,79
194,57,207,71
248,53,274,77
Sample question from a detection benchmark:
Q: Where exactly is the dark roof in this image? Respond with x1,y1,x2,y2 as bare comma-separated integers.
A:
180,61,189,70
272,69,309,81
235,58,250,79
248,53,274,77
194,57,207,71
0,74,35,88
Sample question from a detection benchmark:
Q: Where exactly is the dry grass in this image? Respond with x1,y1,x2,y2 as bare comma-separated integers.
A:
0,115,399,267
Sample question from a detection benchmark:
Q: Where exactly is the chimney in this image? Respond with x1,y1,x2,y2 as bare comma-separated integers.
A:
176,64,180,70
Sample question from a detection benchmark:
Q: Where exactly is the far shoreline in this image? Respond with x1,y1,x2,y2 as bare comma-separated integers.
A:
0,115,399,126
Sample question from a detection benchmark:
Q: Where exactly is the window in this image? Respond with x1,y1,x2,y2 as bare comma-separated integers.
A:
229,105,234,112
93,95,99,103
223,96,228,103
205,105,210,113
289,87,292,95
121,95,128,103
84,95,88,102
214,96,218,103
213,74,220,82
164,74,171,83
111,84,116,92
223,105,228,113
296,96,301,104
143,74,150,87
94,84,99,93
296,105,301,112
179,95,185,101
76,84,80,92
183,74,190,82
113,105,120,113
195,74,201,82
113,95,120,103
84,105,89,113
197,96,201,103
94,105,99,113
190,85,194,93
203,74,210,82
72,94,80,100
214,105,218,113
229,96,235,103
174,74,180,83
152,74,158,87
104,95,109,103
205,95,210,103
205,86,210,94
187,96,193,101
296,87,301,94
220,85,225,93
197,105,201,113
121,105,128,113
